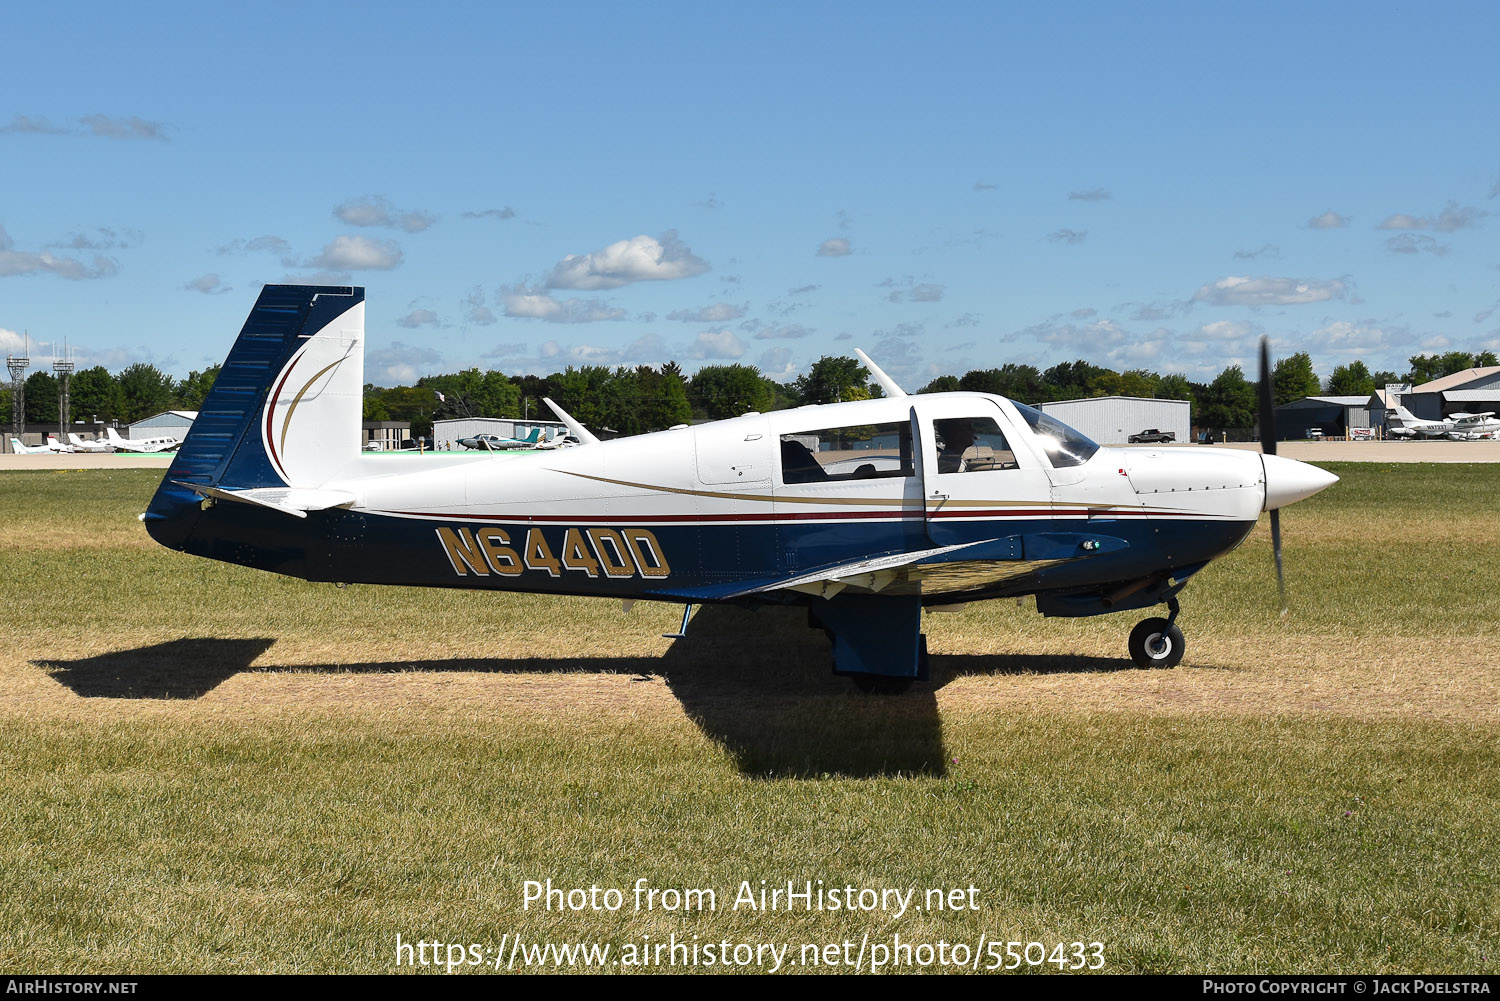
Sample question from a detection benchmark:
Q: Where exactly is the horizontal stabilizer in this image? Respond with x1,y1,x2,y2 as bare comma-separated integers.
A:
170,481,356,520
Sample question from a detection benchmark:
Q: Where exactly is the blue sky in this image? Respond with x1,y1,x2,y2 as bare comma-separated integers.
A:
3,1,1498,389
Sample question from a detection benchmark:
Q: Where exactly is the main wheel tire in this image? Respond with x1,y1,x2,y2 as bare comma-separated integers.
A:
850,675,915,695
1128,617,1185,669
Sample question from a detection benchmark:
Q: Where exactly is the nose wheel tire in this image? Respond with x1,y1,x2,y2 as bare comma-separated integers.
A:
1128,617,1185,669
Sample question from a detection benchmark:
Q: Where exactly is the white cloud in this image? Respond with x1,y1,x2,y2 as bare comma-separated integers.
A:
334,196,436,233
866,335,932,387
884,277,947,303
367,341,443,384
396,309,441,328
461,207,516,221
686,330,746,360
1306,210,1349,229
0,225,118,280
0,113,170,140
1233,244,1280,260
502,287,627,323
1386,233,1449,256
667,302,746,323
758,347,797,380
1301,321,1408,364
816,237,852,257
79,114,171,140
305,235,403,270
219,235,294,262
480,342,527,359
47,227,141,251
1129,300,1191,322
1191,275,1348,306
1377,202,1487,233
546,231,708,290
1013,318,1132,350
1434,204,1485,232
461,286,497,326
280,270,352,286
0,114,66,134
1376,213,1424,230
1068,188,1112,201
1194,319,1258,342
1046,228,1087,245
184,274,230,295
754,324,813,340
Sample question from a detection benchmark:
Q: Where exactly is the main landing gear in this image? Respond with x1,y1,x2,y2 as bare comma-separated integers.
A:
1128,597,1184,669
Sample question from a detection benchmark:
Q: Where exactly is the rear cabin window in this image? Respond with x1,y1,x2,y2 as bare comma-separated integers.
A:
780,422,914,483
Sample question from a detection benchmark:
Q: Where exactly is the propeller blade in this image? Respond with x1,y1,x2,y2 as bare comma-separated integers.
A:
1257,336,1278,457
1270,508,1287,620
1261,336,1287,620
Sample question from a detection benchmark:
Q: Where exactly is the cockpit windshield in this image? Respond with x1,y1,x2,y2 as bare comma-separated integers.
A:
1009,401,1099,467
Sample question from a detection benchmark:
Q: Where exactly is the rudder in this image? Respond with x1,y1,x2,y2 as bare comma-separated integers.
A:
144,284,364,548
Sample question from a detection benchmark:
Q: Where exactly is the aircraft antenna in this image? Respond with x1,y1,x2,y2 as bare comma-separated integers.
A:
855,348,906,398
541,397,600,446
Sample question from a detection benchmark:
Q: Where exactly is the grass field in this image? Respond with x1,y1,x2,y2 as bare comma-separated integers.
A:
1,464,1496,974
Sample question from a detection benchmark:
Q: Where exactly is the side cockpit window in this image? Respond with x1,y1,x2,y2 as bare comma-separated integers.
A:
780,422,914,484
934,416,1019,473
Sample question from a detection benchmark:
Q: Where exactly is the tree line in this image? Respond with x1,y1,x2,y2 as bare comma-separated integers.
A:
3,363,219,427
365,349,1498,438
7,349,1494,436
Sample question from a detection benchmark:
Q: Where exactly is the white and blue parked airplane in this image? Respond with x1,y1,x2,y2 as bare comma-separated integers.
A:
143,286,1337,690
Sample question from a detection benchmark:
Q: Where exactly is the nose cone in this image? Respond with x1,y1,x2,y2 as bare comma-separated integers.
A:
1261,453,1339,511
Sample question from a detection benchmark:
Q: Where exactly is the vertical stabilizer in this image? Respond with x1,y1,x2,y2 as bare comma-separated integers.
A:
145,285,364,548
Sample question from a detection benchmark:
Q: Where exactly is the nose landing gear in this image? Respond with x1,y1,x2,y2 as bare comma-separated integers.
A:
1128,597,1184,669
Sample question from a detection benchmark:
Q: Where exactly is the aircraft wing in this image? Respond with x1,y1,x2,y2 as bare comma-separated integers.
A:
169,481,357,519
656,532,1128,601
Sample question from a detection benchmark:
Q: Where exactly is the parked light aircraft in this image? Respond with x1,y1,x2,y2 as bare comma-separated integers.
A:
1443,412,1499,440
106,426,183,453
9,437,67,455
143,286,1337,690
459,428,543,450
68,432,114,453
1387,405,1500,440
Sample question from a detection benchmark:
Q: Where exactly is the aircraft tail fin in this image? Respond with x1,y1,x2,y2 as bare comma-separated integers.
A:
144,285,365,546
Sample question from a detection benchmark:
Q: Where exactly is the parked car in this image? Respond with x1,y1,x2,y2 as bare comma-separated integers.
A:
1128,429,1176,443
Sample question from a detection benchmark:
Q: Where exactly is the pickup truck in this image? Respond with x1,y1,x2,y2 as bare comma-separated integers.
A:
1128,429,1176,443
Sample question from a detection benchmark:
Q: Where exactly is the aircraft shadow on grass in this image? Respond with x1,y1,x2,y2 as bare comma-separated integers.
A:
37,605,1135,779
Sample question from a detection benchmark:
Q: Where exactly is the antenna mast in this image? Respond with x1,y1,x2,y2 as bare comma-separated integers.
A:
6,333,29,440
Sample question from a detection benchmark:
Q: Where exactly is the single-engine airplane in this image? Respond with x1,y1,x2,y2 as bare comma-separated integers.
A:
459,428,543,451
143,286,1337,691
106,425,183,454
9,436,66,455
68,432,114,453
1387,405,1500,440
